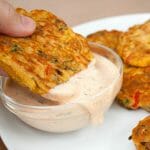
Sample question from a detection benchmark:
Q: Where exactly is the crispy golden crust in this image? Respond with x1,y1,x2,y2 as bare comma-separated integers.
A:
87,30,122,51
117,66,150,111
0,8,93,95
131,116,150,150
87,27,150,111
117,20,150,67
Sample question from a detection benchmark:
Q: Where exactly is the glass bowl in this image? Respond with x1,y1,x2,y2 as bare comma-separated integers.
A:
0,42,123,133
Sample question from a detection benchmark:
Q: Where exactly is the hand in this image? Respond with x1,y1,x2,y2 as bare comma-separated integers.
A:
0,0,35,37
0,0,36,76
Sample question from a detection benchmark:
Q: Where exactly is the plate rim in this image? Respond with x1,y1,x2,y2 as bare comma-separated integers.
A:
73,12,150,30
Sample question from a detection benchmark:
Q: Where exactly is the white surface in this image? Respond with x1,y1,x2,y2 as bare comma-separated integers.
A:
0,14,150,150
73,13,150,35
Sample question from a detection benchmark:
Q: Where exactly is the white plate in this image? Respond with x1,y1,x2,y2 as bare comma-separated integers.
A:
0,13,150,150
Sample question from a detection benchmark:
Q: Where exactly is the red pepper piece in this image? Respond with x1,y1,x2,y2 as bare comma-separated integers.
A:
125,53,134,64
132,90,141,109
45,64,52,75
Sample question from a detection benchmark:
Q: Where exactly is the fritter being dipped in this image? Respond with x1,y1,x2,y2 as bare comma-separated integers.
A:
87,30,122,51
130,116,150,150
117,20,150,67
0,8,93,101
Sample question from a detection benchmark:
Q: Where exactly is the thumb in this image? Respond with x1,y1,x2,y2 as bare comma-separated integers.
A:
0,0,36,37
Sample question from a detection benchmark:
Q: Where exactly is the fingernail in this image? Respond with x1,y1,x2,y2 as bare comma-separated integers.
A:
21,15,36,30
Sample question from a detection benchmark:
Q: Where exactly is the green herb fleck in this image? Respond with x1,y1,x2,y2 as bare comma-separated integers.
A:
11,44,22,52
62,61,79,72
37,50,47,58
122,99,130,105
50,57,58,63
55,19,67,31
58,24,67,31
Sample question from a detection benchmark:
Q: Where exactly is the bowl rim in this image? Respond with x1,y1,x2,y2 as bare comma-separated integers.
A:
0,42,123,110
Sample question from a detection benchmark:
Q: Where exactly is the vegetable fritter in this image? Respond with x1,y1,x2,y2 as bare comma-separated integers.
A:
0,8,93,96
87,30,122,51
87,26,150,111
117,66,150,111
130,116,150,150
117,20,150,67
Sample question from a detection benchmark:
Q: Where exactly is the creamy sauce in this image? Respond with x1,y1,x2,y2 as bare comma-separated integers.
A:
4,80,59,106
3,53,121,125
43,53,119,104
4,53,118,105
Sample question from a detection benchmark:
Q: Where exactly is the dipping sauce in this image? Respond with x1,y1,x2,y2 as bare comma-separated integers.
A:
4,53,119,106
1,44,122,132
